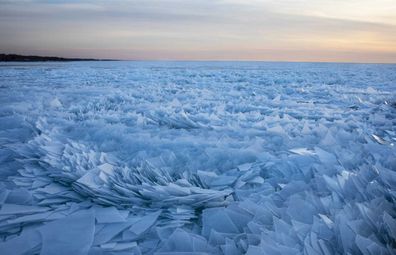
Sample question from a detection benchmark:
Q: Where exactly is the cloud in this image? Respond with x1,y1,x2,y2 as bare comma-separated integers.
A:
0,0,395,62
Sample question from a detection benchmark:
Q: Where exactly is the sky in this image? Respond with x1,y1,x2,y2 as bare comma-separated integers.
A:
1,0,396,63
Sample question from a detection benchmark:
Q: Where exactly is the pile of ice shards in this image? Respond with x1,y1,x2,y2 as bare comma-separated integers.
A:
0,62,396,254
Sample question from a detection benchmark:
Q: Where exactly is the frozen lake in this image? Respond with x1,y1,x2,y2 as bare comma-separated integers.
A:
0,61,396,254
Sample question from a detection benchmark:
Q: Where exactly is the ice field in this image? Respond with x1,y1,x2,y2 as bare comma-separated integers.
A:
0,61,396,254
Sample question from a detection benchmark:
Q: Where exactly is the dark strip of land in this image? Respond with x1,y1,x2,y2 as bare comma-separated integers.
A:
0,54,115,62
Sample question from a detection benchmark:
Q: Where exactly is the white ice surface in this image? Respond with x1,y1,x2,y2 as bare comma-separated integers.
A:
0,61,395,254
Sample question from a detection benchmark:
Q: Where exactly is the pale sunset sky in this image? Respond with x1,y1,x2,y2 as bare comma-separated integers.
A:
1,0,395,63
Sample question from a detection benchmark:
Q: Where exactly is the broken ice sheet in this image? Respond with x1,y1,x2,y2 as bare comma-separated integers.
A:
156,228,211,253
1,62,396,254
39,210,95,255
371,134,387,145
289,148,315,156
0,204,50,215
0,228,41,255
237,162,253,172
93,218,138,245
94,206,128,223
126,210,161,236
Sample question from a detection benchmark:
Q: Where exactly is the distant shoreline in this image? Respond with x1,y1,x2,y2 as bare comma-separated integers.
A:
0,54,116,62
1,54,394,64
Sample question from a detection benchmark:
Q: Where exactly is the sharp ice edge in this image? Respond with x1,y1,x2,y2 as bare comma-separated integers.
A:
0,62,396,254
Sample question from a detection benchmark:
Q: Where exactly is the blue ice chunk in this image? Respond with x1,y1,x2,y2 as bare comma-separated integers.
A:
94,217,139,245
128,210,161,236
0,189,10,204
39,209,95,255
4,188,32,204
337,215,355,253
0,204,50,215
383,212,396,240
0,228,41,255
286,196,315,224
220,238,240,255
94,206,128,223
202,208,239,237
7,211,52,224
314,147,337,165
246,245,264,255
289,148,315,156
156,228,210,253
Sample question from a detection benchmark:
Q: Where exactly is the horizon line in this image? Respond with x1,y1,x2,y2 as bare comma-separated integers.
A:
1,53,395,65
